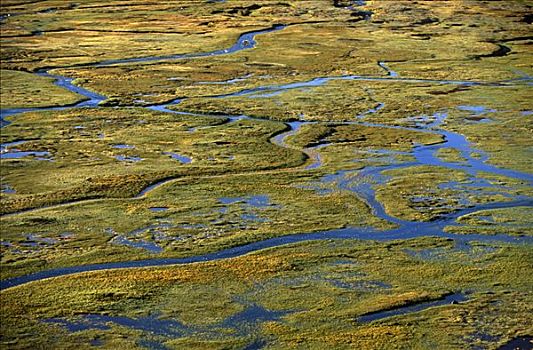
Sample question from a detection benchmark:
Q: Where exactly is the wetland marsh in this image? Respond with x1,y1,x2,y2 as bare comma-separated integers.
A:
0,1,532,349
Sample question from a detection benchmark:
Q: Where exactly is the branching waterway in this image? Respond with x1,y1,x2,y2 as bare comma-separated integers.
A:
1,23,532,298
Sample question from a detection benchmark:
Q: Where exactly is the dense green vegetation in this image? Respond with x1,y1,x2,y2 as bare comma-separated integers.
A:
1,239,531,349
0,0,531,349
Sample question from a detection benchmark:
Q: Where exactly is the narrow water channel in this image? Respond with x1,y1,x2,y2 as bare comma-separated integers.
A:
0,23,531,299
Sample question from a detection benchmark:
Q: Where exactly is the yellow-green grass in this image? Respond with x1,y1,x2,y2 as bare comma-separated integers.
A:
436,147,467,164
314,143,416,173
0,104,451,279
1,1,529,116
173,80,532,174
1,104,527,277
446,206,533,237
175,79,380,122
172,78,457,124
0,107,305,214
414,84,532,174
0,69,85,109
51,12,531,109
19,0,529,108
374,165,527,222
358,83,533,173
0,1,360,71
477,172,533,198
0,101,448,216
0,2,531,348
282,122,441,172
0,169,392,280
1,238,531,349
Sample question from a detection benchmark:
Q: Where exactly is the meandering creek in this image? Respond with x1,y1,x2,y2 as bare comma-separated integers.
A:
0,18,532,347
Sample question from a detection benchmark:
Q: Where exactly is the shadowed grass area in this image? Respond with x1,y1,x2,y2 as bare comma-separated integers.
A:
0,69,86,109
1,238,531,349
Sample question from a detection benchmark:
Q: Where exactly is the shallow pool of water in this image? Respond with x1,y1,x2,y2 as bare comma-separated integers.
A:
163,152,192,164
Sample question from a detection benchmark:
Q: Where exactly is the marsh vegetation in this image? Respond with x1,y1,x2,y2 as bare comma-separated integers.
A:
0,1,531,349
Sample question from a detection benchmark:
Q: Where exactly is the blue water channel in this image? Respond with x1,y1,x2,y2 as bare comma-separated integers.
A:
1,21,532,289
0,17,532,350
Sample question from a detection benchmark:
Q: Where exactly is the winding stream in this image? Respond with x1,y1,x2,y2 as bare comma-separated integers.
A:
0,23,532,296
68,24,286,69
0,72,106,127
1,197,532,290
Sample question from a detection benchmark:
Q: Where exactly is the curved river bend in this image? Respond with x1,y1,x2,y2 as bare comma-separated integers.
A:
0,23,532,291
